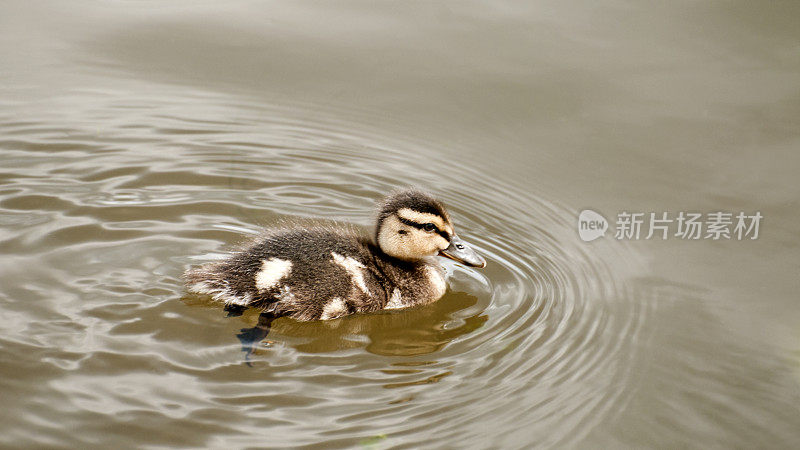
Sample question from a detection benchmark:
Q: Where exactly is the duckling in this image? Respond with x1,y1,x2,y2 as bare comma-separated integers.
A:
184,188,486,322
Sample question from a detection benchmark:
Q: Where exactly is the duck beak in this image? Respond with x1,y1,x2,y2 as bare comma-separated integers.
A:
439,235,486,268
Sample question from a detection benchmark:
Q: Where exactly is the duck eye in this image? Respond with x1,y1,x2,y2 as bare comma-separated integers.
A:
423,223,437,232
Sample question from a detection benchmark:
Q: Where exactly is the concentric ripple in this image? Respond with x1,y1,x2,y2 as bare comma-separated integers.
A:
0,86,647,448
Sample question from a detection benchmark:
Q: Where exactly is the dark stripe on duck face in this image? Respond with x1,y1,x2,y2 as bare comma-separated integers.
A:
396,216,452,241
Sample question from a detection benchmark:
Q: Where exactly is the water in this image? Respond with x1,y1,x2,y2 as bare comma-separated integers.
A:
1,1,799,448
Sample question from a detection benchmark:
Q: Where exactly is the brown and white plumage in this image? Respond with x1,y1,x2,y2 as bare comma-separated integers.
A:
184,188,485,322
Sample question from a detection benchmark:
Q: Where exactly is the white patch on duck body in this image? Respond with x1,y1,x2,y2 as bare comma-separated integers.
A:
331,252,370,296
384,288,405,310
426,265,447,299
275,285,295,302
321,297,348,320
255,258,292,292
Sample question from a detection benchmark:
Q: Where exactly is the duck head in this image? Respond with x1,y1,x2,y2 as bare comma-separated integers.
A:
375,188,486,268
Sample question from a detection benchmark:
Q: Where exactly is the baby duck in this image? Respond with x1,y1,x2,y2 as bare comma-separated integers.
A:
184,188,485,322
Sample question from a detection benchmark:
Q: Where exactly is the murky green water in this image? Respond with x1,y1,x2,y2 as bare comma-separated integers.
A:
1,1,799,448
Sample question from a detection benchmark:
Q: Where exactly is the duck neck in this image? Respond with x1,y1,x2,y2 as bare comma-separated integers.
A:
367,241,435,280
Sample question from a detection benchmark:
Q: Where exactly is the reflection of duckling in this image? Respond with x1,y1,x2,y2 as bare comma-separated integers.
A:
264,291,487,356
184,188,485,321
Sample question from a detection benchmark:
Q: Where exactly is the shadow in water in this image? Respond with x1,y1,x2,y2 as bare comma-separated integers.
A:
226,291,487,360
234,310,278,367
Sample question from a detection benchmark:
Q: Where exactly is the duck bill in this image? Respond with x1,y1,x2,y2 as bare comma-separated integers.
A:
439,235,486,268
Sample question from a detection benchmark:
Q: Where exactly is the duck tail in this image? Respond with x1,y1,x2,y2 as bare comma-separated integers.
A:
183,264,254,307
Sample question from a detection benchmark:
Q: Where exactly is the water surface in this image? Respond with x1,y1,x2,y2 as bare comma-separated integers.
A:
1,1,799,448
